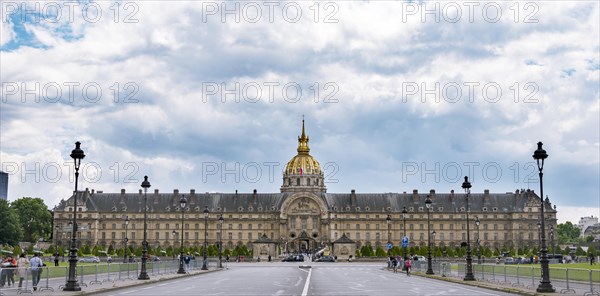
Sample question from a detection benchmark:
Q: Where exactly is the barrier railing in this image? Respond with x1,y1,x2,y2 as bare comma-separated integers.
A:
450,262,600,295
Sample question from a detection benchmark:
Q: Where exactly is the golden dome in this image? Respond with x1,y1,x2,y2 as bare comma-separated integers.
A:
285,119,322,175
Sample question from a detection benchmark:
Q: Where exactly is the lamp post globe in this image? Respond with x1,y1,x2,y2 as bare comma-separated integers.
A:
533,142,554,292
425,195,434,275
64,141,85,292
402,207,408,261
202,206,209,270
177,196,187,274
138,175,151,280
462,176,475,281
218,215,224,268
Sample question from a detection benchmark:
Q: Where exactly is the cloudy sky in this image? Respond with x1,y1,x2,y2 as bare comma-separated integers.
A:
1,1,598,224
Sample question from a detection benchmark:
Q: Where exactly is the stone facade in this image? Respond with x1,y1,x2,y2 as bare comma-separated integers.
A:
52,121,557,256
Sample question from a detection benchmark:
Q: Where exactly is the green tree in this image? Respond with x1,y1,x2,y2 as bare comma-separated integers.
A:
375,247,386,257
13,245,23,256
0,199,23,245
557,222,581,243
11,197,52,243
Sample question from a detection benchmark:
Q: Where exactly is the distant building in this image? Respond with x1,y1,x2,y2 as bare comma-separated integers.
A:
578,216,598,237
52,120,557,256
0,171,8,200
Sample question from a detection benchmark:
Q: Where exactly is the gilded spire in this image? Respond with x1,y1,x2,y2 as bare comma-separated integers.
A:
297,117,310,154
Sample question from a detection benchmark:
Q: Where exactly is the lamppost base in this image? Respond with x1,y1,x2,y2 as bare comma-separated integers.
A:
63,281,82,291
426,270,434,275
137,272,149,280
177,268,186,274
463,275,476,281
536,283,555,293
201,263,208,270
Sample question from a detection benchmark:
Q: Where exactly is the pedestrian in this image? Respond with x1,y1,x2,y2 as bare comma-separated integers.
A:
225,255,229,262
392,257,398,273
184,253,191,273
6,255,16,287
17,253,28,289
54,253,59,267
405,258,411,276
29,253,43,291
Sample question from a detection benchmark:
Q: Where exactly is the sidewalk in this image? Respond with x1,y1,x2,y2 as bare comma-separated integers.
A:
0,268,222,296
385,267,590,296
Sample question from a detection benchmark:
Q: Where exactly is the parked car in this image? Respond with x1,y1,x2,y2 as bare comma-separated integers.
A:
152,256,161,262
79,256,100,263
504,257,515,264
413,256,426,261
282,255,304,262
315,256,335,262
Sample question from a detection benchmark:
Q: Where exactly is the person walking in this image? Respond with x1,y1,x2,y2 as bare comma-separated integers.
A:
29,253,43,291
392,257,398,273
6,255,16,287
184,253,191,273
405,258,411,276
54,253,59,267
16,253,28,289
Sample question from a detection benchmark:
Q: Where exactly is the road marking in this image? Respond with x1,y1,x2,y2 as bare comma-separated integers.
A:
301,267,312,296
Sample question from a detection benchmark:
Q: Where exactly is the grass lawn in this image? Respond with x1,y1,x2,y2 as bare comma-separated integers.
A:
450,263,600,282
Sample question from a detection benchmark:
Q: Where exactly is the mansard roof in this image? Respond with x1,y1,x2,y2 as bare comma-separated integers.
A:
54,188,555,214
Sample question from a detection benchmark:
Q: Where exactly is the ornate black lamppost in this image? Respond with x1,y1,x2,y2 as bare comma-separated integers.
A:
462,176,475,281
432,230,436,262
537,221,542,249
533,142,554,292
218,215,224,268
138,176,150,280
177,195,187,274
550,225,555,258
202,206,209,270
475,216,481,264
425,195,434,275
386,214,391,256
123,216,129,263
64,141,85,292
402,207,408,261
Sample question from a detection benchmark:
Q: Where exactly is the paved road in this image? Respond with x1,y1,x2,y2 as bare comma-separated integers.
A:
94,263,516,296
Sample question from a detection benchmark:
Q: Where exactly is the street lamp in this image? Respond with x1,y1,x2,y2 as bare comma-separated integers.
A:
177,195,187,274
533,142,554,292
218,215,224,268
402,207,408,261
138,176,150,280
475,216,481,264
172,230,177,260
123,216,130,263
64,141,85,292
425,195,434,275
462,176,475,281
202,205,209,270
537,221,542,250
550,225,555,258
386,214,391,256
432,230,436,263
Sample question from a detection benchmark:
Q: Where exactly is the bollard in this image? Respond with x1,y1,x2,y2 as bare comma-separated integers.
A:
90,264,102,285
560,268,575,294
38,266,53,292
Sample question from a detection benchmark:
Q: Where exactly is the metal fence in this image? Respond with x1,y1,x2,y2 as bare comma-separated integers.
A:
408,260,600,296
0,258,216,295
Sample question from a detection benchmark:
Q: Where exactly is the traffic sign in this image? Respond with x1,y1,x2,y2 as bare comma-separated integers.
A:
387,243,393,250
402,236,409,247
